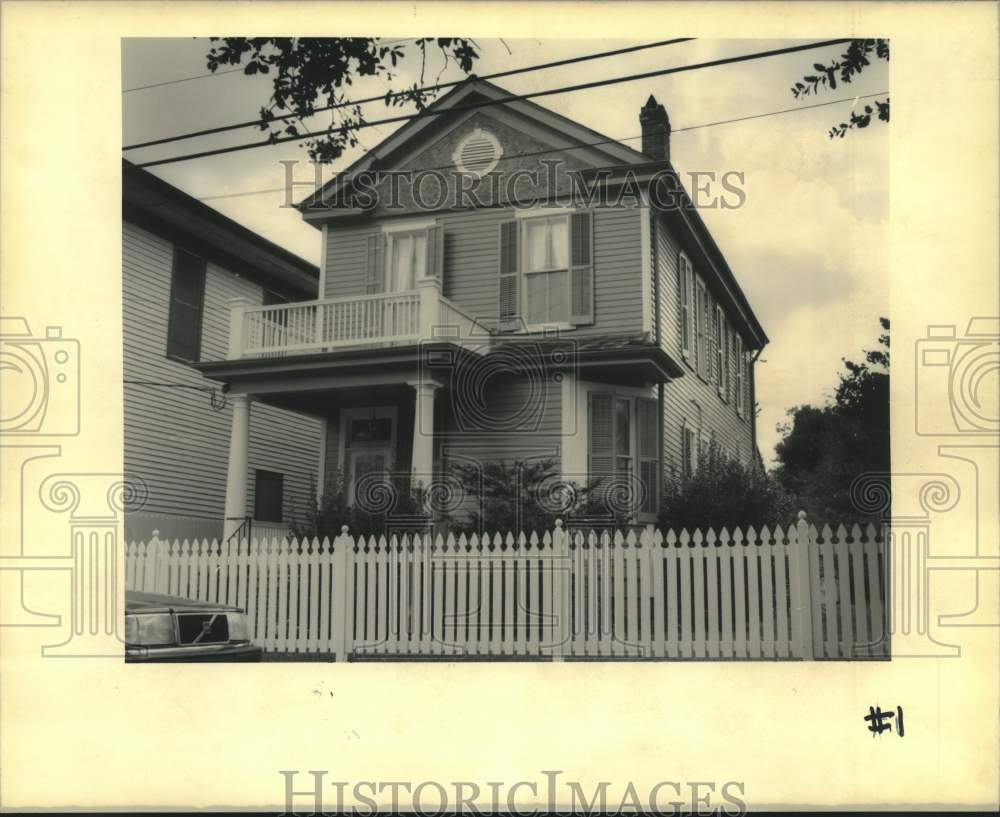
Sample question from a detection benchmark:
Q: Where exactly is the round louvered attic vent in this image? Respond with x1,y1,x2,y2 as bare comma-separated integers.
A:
453,128,503,178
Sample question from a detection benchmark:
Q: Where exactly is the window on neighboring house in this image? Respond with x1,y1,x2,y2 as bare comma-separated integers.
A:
166,247,206,362
253,470,284,523
498,211,594,330
589,392,659,519
678,252,694,362
735,335,745,417
716,305,729,400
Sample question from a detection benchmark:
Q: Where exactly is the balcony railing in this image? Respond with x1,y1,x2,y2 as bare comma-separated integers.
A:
227,279,484,359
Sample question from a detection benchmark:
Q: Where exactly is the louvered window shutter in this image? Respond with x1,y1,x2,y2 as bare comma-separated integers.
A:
677,253,689,358
735,335,744,416
638,398,660,515
680,422,691,478
365,233,385,294
498,220,519,331
686,262,696,363
569,210,594,325
728,328,737,406
588,392,615,493
425,225,445,283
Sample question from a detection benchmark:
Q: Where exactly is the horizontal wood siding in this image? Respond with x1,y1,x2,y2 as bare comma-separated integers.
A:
653,212,754,475
439,370,563,468
123,221,322,539
323,207,644,338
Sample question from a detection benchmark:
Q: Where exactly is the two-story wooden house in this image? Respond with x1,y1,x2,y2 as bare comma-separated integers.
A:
195,78,767,538
123,160,324,542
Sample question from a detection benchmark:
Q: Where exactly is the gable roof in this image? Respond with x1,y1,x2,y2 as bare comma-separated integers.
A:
123,160,318,298
296,76,649,215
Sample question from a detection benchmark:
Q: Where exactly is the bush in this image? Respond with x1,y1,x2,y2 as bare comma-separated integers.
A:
448,458,629,535
288,471,430,541
658,443,794,533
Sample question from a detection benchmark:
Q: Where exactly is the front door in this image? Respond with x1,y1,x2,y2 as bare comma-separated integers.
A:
342,409,397,507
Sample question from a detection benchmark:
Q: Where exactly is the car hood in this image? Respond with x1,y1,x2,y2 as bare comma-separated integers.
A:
125,590,242,614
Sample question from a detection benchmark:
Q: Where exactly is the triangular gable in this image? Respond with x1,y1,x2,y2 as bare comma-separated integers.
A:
297,77,648,215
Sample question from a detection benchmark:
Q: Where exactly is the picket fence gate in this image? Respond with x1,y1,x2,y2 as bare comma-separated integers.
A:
125,513,888,661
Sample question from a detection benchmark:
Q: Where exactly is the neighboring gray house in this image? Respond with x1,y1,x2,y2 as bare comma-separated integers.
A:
192,78,767,537
123,160,323,542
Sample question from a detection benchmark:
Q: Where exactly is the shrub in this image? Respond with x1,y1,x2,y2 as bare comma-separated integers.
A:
658,443,794,533
288,471,430,541
448,458,630,535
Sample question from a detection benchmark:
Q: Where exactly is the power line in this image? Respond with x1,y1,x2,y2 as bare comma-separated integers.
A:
123,66,245,93
193,91,887,203
134,39,853,169
122,38,416,94
124,38,695,151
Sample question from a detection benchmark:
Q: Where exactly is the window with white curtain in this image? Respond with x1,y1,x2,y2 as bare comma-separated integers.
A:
385,230,427,292
523,214,569,324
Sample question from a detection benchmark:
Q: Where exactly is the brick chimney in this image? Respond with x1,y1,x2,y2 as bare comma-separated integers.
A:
640,95,671,161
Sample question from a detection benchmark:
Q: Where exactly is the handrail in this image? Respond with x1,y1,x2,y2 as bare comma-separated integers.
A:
243,290,419,314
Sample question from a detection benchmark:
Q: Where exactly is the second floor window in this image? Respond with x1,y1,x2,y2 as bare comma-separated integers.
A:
715,305,729,400
524,214,569,325
498,211,593,331
386,230,427,291
678,252,694,361
166,247,206,362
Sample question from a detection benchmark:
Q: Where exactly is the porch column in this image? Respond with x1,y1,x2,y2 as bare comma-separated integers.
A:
416,275,442,341
222,393,253,543
409,380,440,486
227,296,254,359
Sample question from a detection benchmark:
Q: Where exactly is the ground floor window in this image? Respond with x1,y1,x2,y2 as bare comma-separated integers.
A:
253,469,284,523
588,391,659,519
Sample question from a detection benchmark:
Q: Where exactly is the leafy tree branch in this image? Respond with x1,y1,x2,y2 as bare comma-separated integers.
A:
206,37,479,162
791,38,890,139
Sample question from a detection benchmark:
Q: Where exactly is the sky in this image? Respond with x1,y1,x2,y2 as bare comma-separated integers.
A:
122,37,889,466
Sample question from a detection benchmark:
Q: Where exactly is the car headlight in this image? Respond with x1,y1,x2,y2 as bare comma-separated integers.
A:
227,612,250,641
124,613,175,646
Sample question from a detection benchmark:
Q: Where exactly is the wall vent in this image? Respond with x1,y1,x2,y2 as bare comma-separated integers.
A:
453,128,503,178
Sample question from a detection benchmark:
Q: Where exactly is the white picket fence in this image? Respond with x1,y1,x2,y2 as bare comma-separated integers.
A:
125,514,888,660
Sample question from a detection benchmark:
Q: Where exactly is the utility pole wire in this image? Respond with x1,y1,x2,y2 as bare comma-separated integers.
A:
124,38,695,151
191,91,887,202
122,38,416,93
134,39,853,169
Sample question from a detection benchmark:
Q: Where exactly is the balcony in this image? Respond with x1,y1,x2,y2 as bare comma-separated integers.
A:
226,277,484,360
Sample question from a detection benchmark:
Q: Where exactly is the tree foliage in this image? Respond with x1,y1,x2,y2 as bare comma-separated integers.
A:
773,318,890,523
206,37,479,162
791,39,890,139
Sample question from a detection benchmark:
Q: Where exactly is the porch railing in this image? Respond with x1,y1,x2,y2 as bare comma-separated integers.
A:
228,281,486,359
